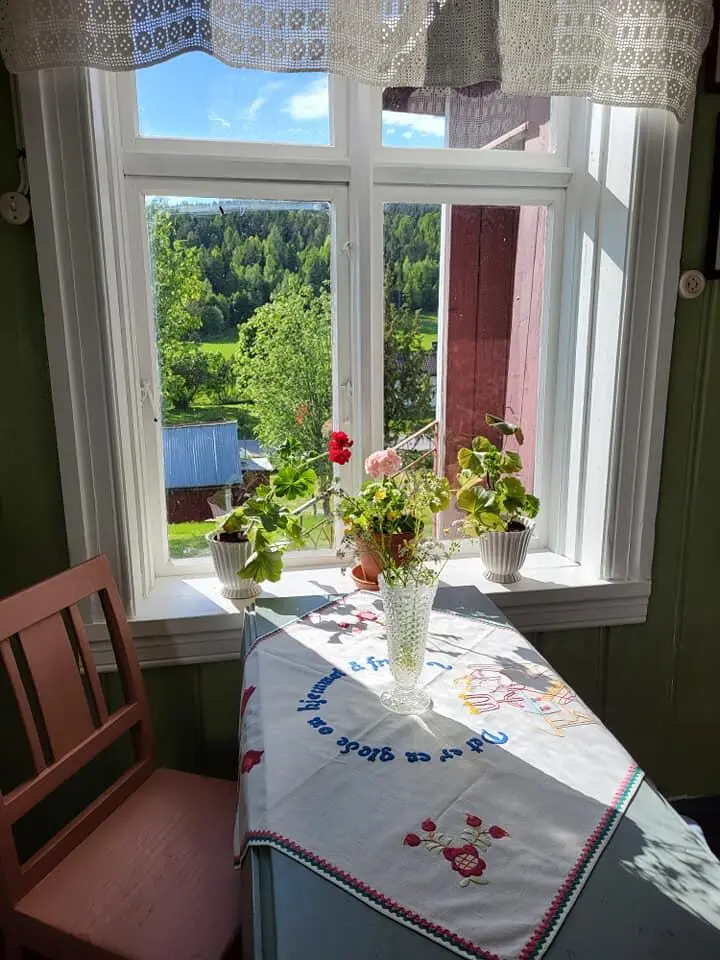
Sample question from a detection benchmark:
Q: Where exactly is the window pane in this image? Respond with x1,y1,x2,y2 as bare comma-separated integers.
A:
145,197,334,560
136,55,330,145
383,202,547,533
382,88,552,152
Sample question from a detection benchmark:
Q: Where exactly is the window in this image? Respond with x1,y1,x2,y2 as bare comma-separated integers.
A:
119,66,567,578
19,61,688,632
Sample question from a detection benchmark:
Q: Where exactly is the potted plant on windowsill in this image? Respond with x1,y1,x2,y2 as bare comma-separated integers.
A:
208,431,353,598
455,415,539,584
340,447,450,591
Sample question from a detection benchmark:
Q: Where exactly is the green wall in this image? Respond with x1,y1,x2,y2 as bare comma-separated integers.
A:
1,61,719,797
0,66,67,596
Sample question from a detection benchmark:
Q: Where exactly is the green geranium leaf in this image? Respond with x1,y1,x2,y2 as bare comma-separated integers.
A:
239,545,285,584
283,515,305,546
485,414,524,444
457,485,495,514
272,466,317,500
499,451,522,474
471,435,495,453
524,494,540,518
219,507,249,534
457,447,485,473
496,477,527,514
479,512,506,531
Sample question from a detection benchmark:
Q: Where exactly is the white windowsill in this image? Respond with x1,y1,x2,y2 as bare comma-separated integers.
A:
86,551,650,669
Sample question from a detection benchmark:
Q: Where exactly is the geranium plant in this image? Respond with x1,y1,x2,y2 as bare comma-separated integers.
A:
455,415,539,535
340,449,450,541
212,431,353,583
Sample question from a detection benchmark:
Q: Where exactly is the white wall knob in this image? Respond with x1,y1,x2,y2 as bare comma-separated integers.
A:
0,191,31,226
678,269,706,300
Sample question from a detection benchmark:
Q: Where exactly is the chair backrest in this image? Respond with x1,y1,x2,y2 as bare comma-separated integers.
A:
0,555,155,910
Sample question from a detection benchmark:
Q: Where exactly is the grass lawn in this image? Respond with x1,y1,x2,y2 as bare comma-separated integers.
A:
200,340,238,360
163,401,258,435
417,313,438,351
167,509,333,560
168,521,214,559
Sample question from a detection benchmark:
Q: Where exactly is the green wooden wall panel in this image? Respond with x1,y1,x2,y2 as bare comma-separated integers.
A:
534,629,607,720
0,65,67,597
198,660,243,779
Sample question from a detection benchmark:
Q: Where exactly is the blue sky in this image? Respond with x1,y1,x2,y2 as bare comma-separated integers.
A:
136,52,445,148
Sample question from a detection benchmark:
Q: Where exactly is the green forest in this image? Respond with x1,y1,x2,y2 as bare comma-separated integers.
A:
149,200,442,458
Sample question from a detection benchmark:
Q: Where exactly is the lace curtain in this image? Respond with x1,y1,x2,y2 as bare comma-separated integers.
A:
0,0,713,120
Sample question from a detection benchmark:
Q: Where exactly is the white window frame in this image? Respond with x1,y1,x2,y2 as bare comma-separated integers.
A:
17,65,693,655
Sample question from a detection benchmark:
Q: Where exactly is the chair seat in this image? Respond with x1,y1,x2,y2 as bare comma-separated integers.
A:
14,768,242,960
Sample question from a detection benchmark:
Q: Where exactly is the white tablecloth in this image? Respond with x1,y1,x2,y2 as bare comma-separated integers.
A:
234,592,642,960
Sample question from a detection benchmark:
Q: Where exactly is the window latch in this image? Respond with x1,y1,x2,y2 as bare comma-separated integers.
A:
139,379,160,423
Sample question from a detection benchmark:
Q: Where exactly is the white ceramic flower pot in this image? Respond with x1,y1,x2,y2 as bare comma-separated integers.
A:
478,521,534,584
207,534,262,599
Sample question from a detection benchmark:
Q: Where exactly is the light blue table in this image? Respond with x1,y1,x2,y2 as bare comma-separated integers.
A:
239,588,720,960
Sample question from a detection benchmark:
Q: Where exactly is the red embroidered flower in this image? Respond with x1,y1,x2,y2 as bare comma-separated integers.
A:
404,833,422,847
240,685,256,719
466,815,483,828
443,844,486,878
488,826,508,839
337,620,352,629
328,431,353,465
240,749,264,774
421,818,437,832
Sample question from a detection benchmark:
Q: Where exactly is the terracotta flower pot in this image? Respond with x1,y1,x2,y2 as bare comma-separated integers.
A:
353,531,415,591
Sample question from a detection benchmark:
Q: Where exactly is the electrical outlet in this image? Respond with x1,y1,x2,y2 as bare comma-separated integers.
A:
0,191,31,226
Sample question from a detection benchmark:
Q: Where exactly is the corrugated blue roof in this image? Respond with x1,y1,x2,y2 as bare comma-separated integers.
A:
163,421,241,489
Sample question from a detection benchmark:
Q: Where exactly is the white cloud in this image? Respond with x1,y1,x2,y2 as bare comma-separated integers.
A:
240,96,267,121
382,110,445,138
402,131,414,139
208,111,231,129
284,77,329,121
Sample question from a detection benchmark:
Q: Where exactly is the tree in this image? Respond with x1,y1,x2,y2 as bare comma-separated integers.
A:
148,212,209,412
383,268,434,443
200,303,225,338
235,279,332,455
205,353,239,404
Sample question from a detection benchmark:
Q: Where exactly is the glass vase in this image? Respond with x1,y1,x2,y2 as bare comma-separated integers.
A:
378,576,438,715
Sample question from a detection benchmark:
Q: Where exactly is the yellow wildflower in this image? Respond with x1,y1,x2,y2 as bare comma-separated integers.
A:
374,489,387,501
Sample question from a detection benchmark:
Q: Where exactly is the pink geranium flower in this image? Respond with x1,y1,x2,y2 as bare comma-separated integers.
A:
365,448,402,479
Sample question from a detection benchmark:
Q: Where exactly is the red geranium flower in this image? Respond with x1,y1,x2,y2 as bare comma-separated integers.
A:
488,825,508,839
328,431,353,465
421,818,437,832
465,814,483,828
240,749,264,774
443,844,486,878
404,833,421,847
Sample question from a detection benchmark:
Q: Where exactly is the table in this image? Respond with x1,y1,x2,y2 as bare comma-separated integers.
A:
238,588,720,960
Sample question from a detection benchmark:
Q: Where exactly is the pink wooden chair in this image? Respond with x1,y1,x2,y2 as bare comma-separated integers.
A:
0,556,244,960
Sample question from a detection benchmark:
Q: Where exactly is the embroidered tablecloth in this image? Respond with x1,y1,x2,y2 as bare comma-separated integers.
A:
234,592,642,960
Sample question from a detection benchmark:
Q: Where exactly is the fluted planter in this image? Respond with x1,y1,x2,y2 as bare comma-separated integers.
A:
207,534,262,599
478,520,534,584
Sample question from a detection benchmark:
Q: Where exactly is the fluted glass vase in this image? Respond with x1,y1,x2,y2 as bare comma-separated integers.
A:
378,576,438,715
